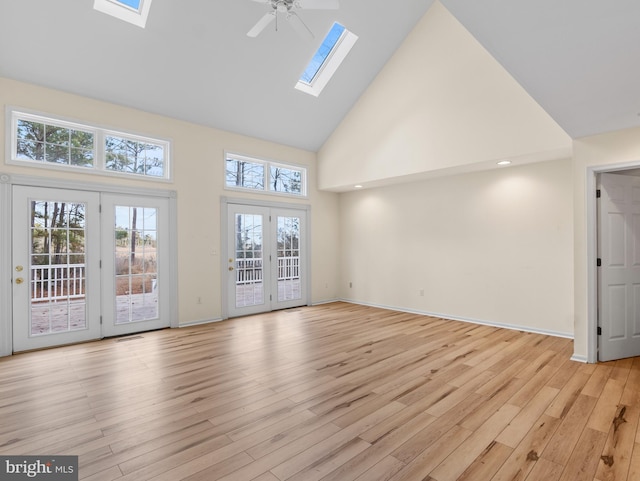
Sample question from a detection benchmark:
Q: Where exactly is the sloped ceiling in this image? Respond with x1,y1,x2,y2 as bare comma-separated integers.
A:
318,1,573,191
0,0,433,152
1,1,639,152
443,0,640,140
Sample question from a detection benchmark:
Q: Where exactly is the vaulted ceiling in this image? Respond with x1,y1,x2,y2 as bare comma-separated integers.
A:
1,0,639,152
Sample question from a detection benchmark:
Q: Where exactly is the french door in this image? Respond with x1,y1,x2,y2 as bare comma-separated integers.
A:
11,186,171,351
12,186,102,351
226,203,308,318
101,194,171,337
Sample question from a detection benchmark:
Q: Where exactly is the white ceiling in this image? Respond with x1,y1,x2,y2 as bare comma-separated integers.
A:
1,0,639,152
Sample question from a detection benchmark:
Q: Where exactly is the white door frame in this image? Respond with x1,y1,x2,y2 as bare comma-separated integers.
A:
0,172,179,357
586,160,640,363
220,196,311,319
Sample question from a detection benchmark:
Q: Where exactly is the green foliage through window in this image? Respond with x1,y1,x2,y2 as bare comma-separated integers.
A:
11,111,170,180
16,119,94,167
105,136,165,177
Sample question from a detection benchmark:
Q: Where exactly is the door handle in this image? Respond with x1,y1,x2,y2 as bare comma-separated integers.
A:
15,265,23,272
228,267,234,271
15,277,24,284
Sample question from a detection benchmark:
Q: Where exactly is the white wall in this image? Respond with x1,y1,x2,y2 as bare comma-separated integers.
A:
318,1,571,191
0,77,340,326
339,159,574,337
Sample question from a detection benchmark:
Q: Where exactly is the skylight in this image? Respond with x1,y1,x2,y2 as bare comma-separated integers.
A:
115,0,141,10
295,22,358,97
94,0,152,28
300,23,345,84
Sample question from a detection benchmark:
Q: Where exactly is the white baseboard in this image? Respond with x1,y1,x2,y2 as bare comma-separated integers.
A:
570,353,588,363
179,317,224,328
338,298,575,340
311,298,341,306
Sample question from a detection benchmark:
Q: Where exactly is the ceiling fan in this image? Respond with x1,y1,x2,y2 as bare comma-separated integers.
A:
247,0,340,39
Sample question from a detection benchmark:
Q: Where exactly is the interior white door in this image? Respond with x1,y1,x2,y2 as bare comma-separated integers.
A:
12,186,101,351
598,173,640,361
101,194,171,337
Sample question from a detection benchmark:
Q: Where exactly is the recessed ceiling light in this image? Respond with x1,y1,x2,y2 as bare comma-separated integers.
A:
497,160,512,166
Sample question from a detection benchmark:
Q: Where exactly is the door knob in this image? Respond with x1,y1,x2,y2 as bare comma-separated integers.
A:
228,266,234,271
15,278,24,284
15,265,23,272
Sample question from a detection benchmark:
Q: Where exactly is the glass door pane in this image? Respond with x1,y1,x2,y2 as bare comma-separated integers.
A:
276,215,301,302
30,200,88,335
114,206,159,323
234,213,265,308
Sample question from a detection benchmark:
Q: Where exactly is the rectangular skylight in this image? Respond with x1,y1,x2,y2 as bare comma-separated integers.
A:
295,22,358,97
94,0,152,28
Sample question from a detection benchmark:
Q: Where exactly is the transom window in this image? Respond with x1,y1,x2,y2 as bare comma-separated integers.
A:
105,135,165,177
15,118,94,168
225,153,307,197
9,110,171,181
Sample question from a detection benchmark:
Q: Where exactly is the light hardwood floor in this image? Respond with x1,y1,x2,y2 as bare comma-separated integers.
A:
1,302,639,481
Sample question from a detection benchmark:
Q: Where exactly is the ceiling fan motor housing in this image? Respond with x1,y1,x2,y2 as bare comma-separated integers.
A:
273,0,295,12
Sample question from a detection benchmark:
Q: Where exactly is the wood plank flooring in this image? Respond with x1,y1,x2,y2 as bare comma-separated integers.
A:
1,302,639,480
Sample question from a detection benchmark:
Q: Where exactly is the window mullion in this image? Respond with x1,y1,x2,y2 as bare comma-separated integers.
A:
95,130,105,172
265,162,270,192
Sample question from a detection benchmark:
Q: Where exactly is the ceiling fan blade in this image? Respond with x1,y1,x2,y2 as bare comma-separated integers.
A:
247,12,276,37
296,0,339,10
287,12,314,39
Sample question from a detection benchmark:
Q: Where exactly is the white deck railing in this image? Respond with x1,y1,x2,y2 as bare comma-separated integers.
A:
278,256,300,280
30,257,299,300
236,256,299,285
31,264,85,302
